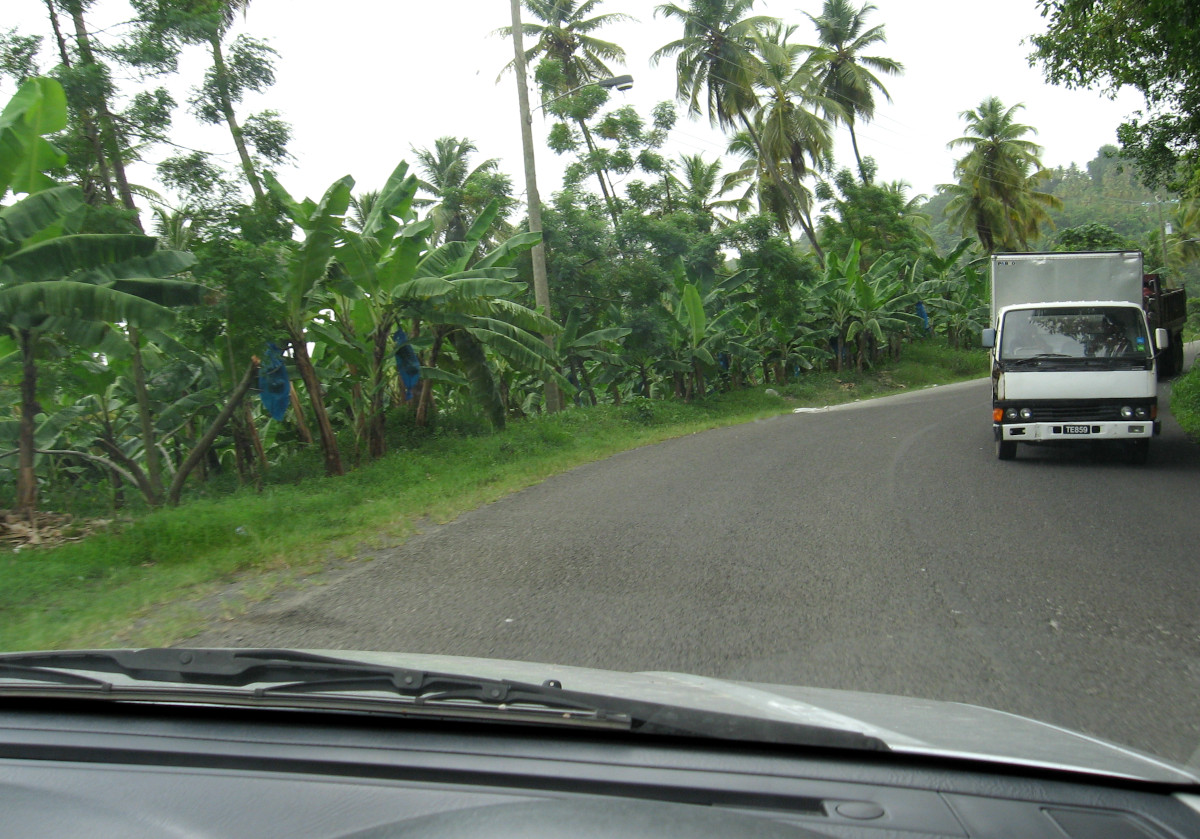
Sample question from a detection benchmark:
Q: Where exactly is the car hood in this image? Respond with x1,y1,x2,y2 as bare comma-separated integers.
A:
325,649,1198,786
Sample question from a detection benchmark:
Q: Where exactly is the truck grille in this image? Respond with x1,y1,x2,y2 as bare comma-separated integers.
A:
1029,404,1125,422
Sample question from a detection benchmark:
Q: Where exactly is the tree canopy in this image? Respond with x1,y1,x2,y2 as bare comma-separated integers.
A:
1030,0,1200,194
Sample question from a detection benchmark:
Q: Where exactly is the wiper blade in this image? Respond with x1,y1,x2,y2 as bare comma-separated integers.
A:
0,649,890,753
0,661,112,689
0,648,603,714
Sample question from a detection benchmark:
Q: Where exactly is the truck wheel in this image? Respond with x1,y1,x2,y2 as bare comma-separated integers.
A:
1128,439,1149,465
997,439,1017,460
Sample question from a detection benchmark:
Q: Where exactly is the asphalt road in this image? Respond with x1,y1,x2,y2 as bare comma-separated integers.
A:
192,349,1200,766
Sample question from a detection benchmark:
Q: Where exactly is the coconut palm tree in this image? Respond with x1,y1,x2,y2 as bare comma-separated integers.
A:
499,0,630,85
669,153,744,227
802,0,902,183
1167,201,1200,269
722,129,796,231
651,0,775,130
744,21,839,254
941,97,1061,253
412,137,512,247
498,1,632,228
752,23,838,177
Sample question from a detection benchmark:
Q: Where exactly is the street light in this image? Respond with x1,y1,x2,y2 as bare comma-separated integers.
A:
599,74,634,91
508,0,632,412
535,75,635,112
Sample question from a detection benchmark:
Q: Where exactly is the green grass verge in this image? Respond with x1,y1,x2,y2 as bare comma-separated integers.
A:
1171,360,1200,439
1,342,989,652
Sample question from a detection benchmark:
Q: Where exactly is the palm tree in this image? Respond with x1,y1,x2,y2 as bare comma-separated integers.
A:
941,97,1061,253
498,1,633,228
651,0,774,130
752,24,838,177
802,0,902,183
722,129,792,228
499,0,630,85
744,22,838,254
413,137,511,247
654,4,835,261
669,153,743,227
721,125,825,259
1167,201,1200,269
346,190,380,234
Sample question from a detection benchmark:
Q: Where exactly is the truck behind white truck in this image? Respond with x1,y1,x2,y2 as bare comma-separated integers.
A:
982,251,1171,463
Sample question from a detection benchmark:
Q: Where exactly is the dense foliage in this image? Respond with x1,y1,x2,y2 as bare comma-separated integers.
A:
1031,0,1200,195
1,0,1197,523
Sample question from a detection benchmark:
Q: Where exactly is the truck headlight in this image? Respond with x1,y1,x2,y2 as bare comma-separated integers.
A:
1134,406,1150,419
1005,408,1019,421
1019,408,1034,420
1120,406,1134,419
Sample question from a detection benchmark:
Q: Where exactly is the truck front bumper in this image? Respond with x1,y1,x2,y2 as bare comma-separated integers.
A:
993,420,1160,443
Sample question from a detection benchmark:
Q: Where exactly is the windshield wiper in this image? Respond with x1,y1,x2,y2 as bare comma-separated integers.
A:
0,648,889,753
1000,354,1083,368
0,648,603,713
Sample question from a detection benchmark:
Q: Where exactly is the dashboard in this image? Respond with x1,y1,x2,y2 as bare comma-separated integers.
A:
2,700,1199,838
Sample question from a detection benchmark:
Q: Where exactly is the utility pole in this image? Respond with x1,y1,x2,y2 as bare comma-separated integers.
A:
508,0,561,413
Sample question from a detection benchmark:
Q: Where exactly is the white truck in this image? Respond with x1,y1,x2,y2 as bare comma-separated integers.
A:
982,251,1170,463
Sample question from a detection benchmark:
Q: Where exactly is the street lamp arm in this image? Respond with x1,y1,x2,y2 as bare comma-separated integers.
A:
534,75,634,112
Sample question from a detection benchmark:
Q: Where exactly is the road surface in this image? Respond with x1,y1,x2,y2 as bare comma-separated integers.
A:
192,351,1200,765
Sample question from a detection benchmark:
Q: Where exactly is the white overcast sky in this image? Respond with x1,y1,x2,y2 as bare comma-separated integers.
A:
4,0,1146,211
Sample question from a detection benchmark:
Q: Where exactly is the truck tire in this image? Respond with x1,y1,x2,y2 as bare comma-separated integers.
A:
1128,439,1149,465
997,439,1017,460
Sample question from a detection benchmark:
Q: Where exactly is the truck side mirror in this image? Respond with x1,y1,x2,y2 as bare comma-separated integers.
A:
981,328,996,349
1155,327,1169,350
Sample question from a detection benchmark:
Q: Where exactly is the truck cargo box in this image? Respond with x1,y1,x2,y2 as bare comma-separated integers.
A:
991,251,1143,312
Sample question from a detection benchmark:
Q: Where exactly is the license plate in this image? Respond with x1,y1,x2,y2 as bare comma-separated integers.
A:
1063,425,1091,435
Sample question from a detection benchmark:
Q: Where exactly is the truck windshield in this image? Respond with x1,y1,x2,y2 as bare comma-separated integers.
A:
999,306,1151,361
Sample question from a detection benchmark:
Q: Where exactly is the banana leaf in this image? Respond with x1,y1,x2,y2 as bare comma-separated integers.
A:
0,185,84,248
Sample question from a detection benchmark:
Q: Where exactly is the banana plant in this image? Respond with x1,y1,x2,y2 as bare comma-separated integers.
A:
811,240,922,372
265,171,354,477
390,199,567,428
845,254,921,371
0,199,202,511
1,78,205,512
322,162,432,457
556,307,631,406
658,259,755,399
0,77,66,197
913,239,989,349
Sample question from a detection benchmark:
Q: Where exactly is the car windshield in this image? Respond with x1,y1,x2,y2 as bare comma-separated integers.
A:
1000,306,1152,360
1,0,1198,784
